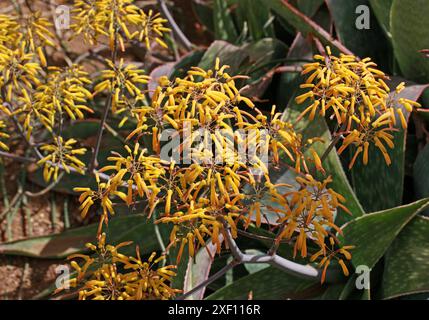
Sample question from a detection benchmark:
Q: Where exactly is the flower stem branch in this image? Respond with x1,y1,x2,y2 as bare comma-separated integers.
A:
176,260,238,300
0,151,36,163
177,222,344,300
25,172,65,197
88,33,119,173
319,122,347,164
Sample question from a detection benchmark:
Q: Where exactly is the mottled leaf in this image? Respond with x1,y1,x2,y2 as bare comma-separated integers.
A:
183,237,223,300
0,214,160,259
340,198,429,269
326,0,391,70
391,0,429,82
265,0,353,55
205,266,318,299
382,216,429,299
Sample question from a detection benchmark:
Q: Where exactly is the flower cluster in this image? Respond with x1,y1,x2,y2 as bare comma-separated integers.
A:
71,0,170,50
93,58,150,127
296,47,421,168
62,233,180,300
75,58,353,278
38,137,87,182
0,12,55,67
0,2,179,300
0,12,93,183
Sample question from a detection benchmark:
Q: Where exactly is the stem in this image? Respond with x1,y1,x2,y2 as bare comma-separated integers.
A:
89,94,113,172
88,31,119,173
157,0,193,51
223,223,342,283
237,229,292,244
25,172,65,198
0,151,35,163
319,123,347,164
176,260,238,300
267,223,286,256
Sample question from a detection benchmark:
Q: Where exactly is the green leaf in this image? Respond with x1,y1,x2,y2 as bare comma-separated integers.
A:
413,144,429,216
182,238,222,300
326,0,391,70
340,198,429,269
192,0,215,33
213,0,238,43
297,0,324,18
198,41,247,74
265,0,353,54
198,39,288,98
350,81,429,212
282,102,365,225
236,0,275,41
391,0,429,82
369,0,393,38
0,214,160,259
205,266,318,299
382,216,429,299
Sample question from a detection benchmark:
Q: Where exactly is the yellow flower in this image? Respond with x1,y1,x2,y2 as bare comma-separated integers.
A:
99,143,166,215
138,10,171,50
0,120,9,151
38,136,87,182
276,174,349,259
74,173,116,223
311,237,355,284
296,48,420,168
0,42,41,101
93,58,149,121
70,0,169,51
32,65,93,129
63,233,180,300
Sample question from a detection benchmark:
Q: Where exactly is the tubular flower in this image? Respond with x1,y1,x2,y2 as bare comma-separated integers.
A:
31,65,93,130
93,58,149,120
310,236,355,284
38,137,87,182
276,175,350,261
0,120,9,151
16,87,52,139
296,47,421,168
72,58,353,280
0,14,20,47
62,233,180,300
17,12,55,66
0,42,41,101
251,105,325,174
73,173,119,222
98,143,166,213
70,0,169,51
71,0,140,48
138,10,171,49
0,12,55,67
158,200,243,262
